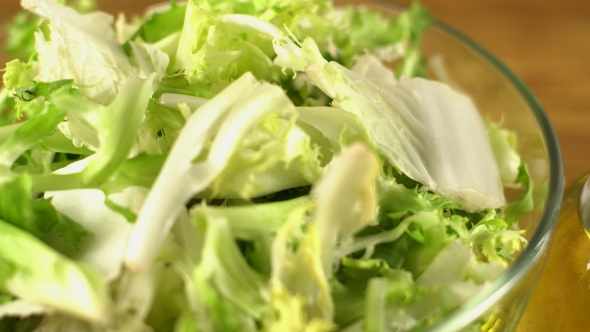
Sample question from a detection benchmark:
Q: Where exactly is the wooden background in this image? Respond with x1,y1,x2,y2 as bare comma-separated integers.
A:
2,0,590,330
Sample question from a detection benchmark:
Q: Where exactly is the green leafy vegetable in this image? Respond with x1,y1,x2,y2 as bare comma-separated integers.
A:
0,0,534,330
0,220,109,323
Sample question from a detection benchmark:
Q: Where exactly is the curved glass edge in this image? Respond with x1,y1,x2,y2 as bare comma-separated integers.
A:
366,0,565,329
420,13,566,332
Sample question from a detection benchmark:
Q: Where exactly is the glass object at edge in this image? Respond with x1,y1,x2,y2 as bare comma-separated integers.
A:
516,174,590,331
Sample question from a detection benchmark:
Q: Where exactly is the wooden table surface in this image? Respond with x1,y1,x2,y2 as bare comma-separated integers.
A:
2,0,590,330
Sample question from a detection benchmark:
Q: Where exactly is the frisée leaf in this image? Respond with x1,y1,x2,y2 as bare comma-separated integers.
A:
0,0,535,330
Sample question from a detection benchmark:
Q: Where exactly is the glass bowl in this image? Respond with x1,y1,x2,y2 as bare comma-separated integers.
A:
349,0,565,330
0,1,564,330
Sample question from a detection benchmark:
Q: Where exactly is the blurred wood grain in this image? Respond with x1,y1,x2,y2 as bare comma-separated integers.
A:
1,2,589,330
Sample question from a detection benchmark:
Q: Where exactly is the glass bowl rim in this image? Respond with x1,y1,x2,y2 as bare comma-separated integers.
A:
366,0,565,330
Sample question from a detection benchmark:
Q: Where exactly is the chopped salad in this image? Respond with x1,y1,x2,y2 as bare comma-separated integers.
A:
0,0,532,331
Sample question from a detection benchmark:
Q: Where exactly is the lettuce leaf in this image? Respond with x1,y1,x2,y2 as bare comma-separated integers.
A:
274,37,506,212
124,72,321,272
22,0,133,105
51,73,158,185
0,220,109,324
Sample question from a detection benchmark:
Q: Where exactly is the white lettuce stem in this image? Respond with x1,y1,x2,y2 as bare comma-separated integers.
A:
312,142,380,276
123,72,298,272
123,73,259,272
157,93,209,111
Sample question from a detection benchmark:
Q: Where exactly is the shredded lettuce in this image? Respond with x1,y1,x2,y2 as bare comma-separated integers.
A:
0,0,535,330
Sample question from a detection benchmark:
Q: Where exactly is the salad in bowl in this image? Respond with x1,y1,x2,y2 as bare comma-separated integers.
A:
0,0,562,331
